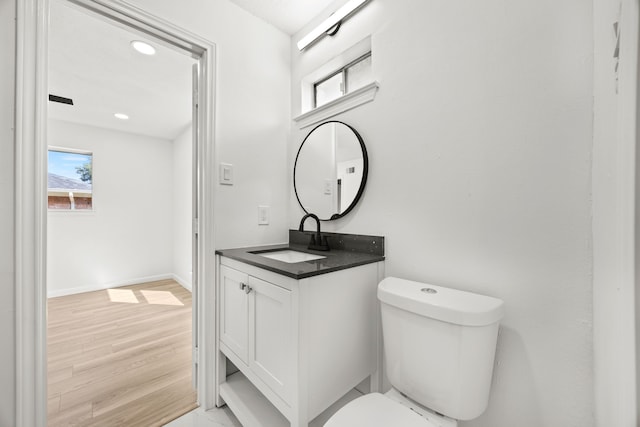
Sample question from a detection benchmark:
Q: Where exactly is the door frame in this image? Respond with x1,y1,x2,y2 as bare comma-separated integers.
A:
592,0,639,424
15,0,217,425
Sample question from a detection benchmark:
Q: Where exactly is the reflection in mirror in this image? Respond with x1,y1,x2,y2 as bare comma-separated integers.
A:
294,121,368,220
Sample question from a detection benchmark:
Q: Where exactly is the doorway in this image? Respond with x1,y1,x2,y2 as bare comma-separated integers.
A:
46,1,197,424
15,0,217,425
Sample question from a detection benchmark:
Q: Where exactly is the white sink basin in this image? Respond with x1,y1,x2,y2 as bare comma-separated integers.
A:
256,249,326,263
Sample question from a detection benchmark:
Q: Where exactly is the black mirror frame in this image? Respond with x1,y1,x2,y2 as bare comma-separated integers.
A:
293,120,369,221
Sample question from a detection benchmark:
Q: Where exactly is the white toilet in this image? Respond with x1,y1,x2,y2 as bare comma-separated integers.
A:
325,277,504,427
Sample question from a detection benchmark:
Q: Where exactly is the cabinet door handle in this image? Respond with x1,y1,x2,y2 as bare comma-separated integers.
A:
244,285,252,294
239,282,247,291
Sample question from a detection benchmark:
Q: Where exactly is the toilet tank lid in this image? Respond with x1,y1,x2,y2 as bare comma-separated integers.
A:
378,277,504,326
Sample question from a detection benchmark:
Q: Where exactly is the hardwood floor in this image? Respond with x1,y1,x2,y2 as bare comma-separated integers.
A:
47,279,197,426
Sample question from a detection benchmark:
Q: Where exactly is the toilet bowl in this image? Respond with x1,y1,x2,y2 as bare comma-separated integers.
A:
324,277,504,427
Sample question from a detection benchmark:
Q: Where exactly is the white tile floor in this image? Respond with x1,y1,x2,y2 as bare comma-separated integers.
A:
164,406,242,427
165,388,363,426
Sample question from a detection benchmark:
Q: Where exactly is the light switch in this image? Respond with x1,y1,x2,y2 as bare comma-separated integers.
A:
220,163,233,185
258,205,269,225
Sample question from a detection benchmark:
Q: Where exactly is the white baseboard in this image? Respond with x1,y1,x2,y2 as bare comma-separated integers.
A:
172,273,192,292
47,273,176,298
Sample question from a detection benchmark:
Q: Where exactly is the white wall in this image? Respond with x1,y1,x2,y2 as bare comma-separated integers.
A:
0,0,16,423
593,0,638,425
125,0,292,250
290,1,594,426
172,125,193,289
47,120,174,296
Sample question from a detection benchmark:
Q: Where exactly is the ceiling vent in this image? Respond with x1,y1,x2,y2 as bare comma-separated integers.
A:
48,94,74,105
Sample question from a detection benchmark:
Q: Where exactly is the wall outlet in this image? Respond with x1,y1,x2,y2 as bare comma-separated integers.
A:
258,205,269,225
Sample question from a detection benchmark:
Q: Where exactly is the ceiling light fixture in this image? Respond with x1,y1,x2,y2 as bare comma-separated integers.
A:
114,113,129,120
297,0,372,51
130,40,156,55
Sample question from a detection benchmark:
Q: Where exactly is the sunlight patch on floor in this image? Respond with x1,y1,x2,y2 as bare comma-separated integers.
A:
141,289,184,306
107,288,139,304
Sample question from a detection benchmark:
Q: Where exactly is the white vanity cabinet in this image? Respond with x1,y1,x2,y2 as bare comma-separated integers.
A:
220,264,294,402
216,255,384,427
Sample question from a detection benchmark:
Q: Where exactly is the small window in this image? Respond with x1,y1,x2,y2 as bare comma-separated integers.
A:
48,148,93,210
315,72,344,108
313,52,372,108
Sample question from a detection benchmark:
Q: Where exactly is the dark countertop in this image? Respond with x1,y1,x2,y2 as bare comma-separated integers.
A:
216,231,385,279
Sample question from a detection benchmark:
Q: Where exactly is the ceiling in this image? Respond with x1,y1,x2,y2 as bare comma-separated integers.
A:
48,1,195,141
227,0,336,35
48,1,335,140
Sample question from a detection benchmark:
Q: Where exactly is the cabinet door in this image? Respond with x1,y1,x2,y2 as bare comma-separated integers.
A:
219,265,249,364
248,275,293,402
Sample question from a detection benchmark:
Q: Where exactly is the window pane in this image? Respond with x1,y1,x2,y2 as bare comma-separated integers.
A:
315,72,344,107
346,55,372,93
48,149,93,210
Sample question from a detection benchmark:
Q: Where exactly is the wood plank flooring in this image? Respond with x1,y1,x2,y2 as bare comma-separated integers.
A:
47,279,197,426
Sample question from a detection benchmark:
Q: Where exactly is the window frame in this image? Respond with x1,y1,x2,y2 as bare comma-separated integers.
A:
47,146,94,212
313,51,372,109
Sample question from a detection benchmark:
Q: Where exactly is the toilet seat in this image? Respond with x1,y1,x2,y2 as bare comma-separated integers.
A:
324,393,436,427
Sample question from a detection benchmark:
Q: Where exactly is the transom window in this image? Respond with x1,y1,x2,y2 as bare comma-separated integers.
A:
48,148,93,210
313,52,372,108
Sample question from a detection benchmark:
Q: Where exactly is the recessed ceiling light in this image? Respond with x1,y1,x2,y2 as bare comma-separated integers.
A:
114,113,129,120
130,40,156,56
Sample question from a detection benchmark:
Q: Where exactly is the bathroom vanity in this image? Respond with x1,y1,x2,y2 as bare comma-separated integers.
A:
215,231,384,427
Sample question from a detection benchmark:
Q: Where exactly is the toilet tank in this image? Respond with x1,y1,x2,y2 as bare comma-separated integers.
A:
378,277,504,421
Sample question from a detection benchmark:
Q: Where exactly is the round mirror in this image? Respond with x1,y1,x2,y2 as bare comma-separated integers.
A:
294,121,368,220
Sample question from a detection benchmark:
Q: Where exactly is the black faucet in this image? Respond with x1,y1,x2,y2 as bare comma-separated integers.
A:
298,213,330,251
